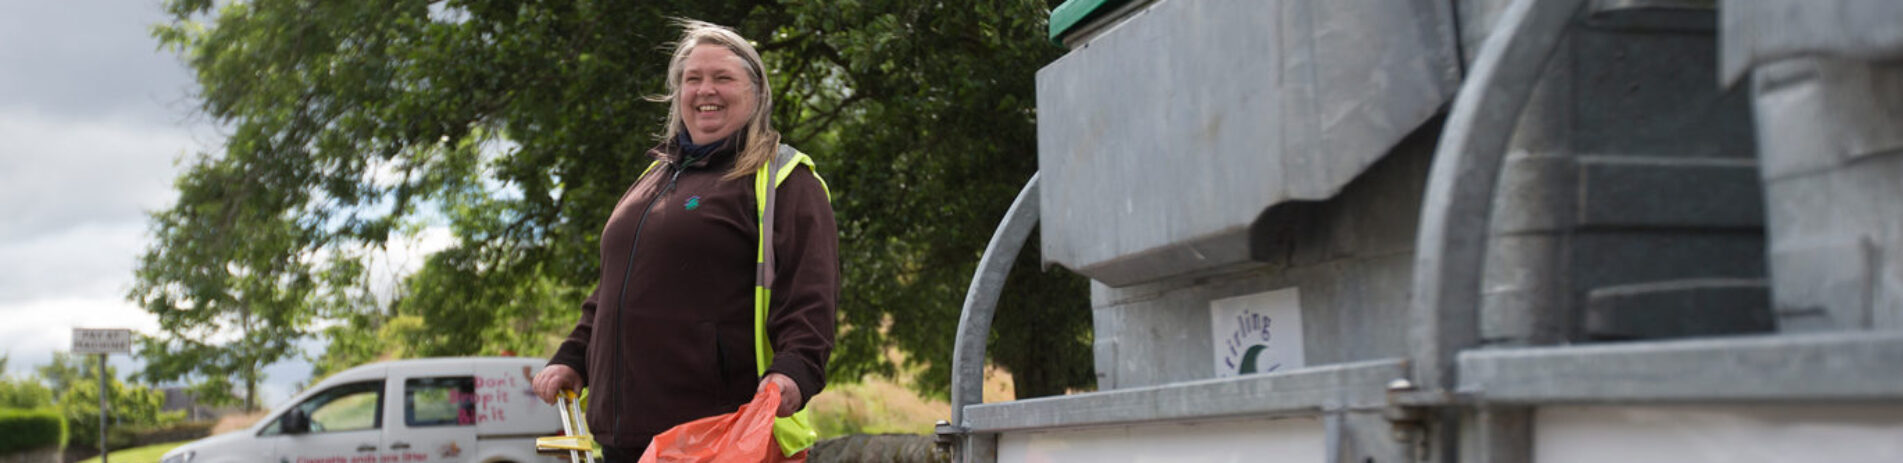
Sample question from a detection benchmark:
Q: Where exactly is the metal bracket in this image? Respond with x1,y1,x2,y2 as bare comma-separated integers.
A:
1384,377,1483,462
933,420,961,454
1383,378,1430,462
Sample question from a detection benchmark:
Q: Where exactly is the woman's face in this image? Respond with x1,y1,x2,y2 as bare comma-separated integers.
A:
678,44,756,145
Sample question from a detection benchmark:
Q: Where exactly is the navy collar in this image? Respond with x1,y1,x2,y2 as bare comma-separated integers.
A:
670,131,741,168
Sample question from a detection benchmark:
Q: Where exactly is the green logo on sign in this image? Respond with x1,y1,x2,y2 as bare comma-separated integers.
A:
1237,345,1270,374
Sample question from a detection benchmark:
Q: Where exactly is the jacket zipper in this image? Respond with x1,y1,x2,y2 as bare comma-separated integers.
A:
605,154,700,438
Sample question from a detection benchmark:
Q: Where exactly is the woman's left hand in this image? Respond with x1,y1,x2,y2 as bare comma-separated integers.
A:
759,372,802,417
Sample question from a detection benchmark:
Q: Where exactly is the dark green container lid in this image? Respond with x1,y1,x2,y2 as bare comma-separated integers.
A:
1049,0,1136,44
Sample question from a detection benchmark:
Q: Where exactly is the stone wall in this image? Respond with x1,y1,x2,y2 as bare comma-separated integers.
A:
0,447,60,463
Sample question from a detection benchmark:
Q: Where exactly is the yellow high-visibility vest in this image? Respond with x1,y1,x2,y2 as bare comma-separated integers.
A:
753,145,827,457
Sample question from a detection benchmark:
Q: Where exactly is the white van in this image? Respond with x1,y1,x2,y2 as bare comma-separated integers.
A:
161,357,568,463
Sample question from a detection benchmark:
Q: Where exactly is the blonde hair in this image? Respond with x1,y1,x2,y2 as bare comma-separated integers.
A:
650,19,779,180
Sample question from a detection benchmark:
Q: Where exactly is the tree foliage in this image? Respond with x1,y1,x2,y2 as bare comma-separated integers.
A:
31,353,90,401
25,353,183,451
0,356,56,410
58,375,184,451
768,0,1093,398
145,0,1091,401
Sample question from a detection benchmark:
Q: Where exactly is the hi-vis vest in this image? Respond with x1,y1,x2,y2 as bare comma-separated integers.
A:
639,144,829,456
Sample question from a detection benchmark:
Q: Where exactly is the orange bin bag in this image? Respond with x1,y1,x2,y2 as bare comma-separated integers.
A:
639,384,807,463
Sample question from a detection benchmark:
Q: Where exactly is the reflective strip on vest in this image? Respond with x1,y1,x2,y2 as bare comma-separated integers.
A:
754,145,826,456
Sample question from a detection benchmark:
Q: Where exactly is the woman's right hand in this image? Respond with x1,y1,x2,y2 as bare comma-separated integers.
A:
533,364,582,404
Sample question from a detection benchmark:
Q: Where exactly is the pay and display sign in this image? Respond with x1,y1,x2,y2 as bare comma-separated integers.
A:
73,328,132,354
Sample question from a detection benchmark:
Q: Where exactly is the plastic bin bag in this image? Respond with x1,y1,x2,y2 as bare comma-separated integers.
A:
639,384,807,463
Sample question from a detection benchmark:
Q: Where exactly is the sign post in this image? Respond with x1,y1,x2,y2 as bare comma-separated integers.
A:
74,328,132,463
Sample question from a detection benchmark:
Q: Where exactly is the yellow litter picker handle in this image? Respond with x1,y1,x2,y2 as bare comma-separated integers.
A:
536,390,595,463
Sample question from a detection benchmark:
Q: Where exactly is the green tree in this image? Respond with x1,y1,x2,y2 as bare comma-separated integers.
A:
149,0,1092,401
133,0,391,409
33,352,91,400
57,376,184,451
766,0,1094,398
0,355,56,410
26,353,183,450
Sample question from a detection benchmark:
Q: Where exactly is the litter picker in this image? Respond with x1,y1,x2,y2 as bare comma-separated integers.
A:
535,390,596,463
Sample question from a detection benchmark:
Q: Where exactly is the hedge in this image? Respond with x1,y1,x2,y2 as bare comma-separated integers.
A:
0,408,65,454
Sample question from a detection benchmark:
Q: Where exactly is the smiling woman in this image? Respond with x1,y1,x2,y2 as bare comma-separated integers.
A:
678,44,757,146
640,20,783,182
532,19,841,462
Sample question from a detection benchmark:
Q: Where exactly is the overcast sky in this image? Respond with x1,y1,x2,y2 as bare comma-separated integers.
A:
1,2,320,406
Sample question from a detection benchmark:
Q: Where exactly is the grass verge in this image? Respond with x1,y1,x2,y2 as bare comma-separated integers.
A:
77,441,187,463
808,364,1015,438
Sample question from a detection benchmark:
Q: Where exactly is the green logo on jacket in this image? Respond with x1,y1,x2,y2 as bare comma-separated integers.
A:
684,195,701,211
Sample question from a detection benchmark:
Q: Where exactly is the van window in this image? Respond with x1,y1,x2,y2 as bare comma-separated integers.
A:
405,377,477,427
263,381,383,435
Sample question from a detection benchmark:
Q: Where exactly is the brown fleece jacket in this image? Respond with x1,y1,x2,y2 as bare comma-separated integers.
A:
548,141,838,447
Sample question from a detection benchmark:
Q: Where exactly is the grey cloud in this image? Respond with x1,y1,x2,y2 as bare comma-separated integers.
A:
0,1,200,124
0,220,145,304
0,109,189,242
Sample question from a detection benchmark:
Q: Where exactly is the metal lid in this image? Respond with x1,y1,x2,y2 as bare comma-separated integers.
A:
1048,0,1135,44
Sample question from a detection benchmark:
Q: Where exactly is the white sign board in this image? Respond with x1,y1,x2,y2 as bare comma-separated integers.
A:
1210,288,1304,377
72,328,132,354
